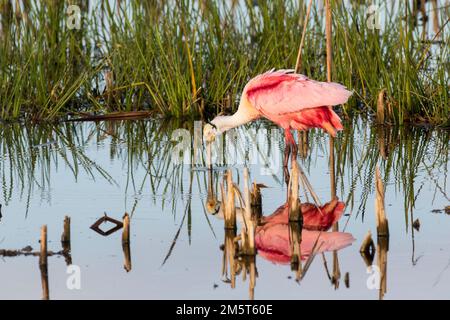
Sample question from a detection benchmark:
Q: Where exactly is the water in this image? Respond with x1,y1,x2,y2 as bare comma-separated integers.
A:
0,118,448,300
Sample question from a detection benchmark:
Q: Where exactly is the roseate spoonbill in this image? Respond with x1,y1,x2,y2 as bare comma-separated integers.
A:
207,197,345,232
256,225,355,264
203,69,352,168
207,196,354,263
255,199,354,264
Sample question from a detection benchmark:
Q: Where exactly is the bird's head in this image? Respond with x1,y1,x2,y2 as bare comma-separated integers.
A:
203,120,219,143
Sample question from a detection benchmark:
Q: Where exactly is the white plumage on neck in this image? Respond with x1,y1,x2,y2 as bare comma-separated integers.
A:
211,98,260,134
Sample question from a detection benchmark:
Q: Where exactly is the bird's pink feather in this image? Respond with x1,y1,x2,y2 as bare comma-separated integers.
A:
245,70,352,117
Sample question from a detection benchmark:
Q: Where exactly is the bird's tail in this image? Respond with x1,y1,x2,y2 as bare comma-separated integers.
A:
321,107,343,137
291,106,343,137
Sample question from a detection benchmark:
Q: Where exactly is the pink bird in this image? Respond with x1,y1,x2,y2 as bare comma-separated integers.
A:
204,69,352,168
255,199,354,264
262,198,345,231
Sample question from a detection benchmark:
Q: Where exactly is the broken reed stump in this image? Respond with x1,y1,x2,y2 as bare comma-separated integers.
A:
413,219,421,231
39,225,49,300
61,216,72,266
377,235,389,300
288,159,302,222
248,256,256,300
104,70,114,105
122,213,130,245
250,183,263,223
240,168,256,256
298,131,309,160
222,170,237,231
224,229,238,289
377,89,387,124
40,225,48,267
121,213,132,271
375,167,389,238
239,255,257,301
377,125,388,160
122,242,132,273
289,221,303,280
360,230,376,267
61,216,71,244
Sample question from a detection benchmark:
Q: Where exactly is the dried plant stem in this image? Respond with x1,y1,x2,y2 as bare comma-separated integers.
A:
61,216,71,244
40,225,48,267
250,183,263,222
360,231,375,253
295,0,313,73
377,236,389,300
122,213,130,244
39,225,49,300
288,159,302,222
224,170,237,230
241,168,256,256
377,89,387,124
375,167,389,237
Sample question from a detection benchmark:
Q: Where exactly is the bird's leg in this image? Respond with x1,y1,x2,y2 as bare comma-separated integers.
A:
291,134,299,160
283,143,291,168
284,165,291,187
283,129,294,187
285,129,298,164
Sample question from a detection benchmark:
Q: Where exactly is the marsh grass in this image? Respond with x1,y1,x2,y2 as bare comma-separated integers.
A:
0,0,449,123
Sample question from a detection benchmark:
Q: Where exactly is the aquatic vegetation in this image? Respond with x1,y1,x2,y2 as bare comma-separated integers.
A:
0,1,448,123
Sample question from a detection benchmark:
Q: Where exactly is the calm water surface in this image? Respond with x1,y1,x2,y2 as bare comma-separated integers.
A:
0,118,448,300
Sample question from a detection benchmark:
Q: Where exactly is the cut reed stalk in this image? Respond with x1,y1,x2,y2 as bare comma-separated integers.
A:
224,229,237,289
377,236,389,300
325,0,337,203
250,183,263,223
223,170,237,231
61,215,72,265
122,213,130,244
289,221,303,280
288,159,302,222
344,272,350,288
375,167,389,237
298,131,309,160
39,225,49,300
122,242,132,273
377,89,387,124
241,168,256,256
61,216,71,244
248,256,256,300
40,225,48,267
360,230,375,259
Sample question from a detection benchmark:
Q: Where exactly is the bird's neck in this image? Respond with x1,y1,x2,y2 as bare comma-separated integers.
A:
212,102,257,134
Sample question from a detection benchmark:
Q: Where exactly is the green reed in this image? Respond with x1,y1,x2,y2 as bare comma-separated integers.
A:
0,0,449,123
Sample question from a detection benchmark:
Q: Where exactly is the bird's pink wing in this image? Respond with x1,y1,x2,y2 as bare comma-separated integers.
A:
245,70,352,116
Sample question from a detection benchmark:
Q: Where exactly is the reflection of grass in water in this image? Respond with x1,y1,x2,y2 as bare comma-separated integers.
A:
0,118,448,231
0,122,115,215
0,1,448,123
332,120,449,228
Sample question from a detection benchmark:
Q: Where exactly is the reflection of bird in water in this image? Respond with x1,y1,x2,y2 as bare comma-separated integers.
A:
0,204,2,222
207,198,355,263
255,200,354,264
204,69,352,169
